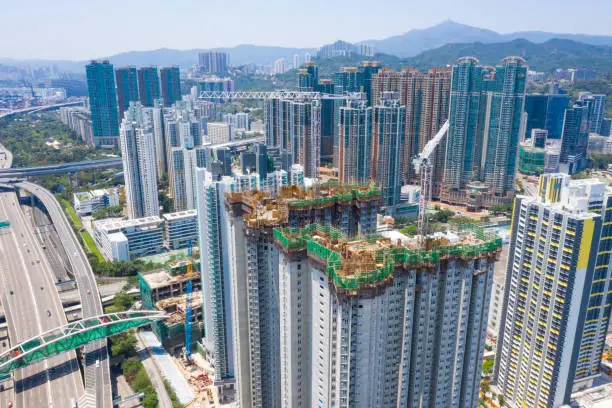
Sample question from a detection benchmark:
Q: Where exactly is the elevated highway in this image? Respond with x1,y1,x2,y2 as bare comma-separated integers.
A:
0,157,122,178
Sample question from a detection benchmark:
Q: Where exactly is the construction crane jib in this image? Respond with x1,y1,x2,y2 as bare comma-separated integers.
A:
413,120,450,238
198,90,366,101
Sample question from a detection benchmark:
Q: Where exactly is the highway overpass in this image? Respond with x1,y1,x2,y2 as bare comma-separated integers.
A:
0,157,122,178
0,101,86,119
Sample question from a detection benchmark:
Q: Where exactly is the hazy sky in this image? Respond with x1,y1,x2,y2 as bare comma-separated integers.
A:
1,0,611,60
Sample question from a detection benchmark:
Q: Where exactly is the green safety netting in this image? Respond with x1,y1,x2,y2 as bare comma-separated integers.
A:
274,224,502,290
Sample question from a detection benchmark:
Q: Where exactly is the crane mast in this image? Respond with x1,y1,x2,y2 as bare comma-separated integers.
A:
412,120,450,238
185,240,194,361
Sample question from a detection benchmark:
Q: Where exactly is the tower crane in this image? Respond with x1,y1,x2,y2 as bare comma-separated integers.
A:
412,120,450,238
184,240,195,362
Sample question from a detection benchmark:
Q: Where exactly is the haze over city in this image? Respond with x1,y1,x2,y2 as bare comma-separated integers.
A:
1,0,612,59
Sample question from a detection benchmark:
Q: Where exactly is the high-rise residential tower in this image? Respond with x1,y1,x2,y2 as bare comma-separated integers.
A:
265,98,321,178
221,184,380,407
137,66,161,107
276,223,500,408
115,66,139,119
199,50,229,74
337,99,373,184
441,57,526,209
480,57,527,197
86,60,119,147
372,93,405,211
494,173,612,407
371,67,451,197
160,67,181,107
119,103,159,219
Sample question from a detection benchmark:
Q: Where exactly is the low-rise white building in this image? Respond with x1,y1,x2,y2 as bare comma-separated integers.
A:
163,210,198,250
73,188,120,216
207,122,233,145
93,216,164,261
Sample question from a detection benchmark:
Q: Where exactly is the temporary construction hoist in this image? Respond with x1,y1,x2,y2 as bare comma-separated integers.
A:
412,120,450,237
184,240,195,361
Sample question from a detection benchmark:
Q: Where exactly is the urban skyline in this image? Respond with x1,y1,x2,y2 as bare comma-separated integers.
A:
2,11,612,405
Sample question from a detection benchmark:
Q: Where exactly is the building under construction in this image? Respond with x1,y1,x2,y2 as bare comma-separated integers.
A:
139,269,204,351
274,224,501,408
222,183,381,408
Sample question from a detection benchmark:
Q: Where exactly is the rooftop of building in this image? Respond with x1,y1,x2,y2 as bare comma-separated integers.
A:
94,216,164,232
162,210,197,221
225,183,381,228
274,224,502,291
141,269,201,291
525,173,612,216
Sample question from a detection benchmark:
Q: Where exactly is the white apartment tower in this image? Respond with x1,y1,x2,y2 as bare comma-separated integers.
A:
119,102,159,219
494,174,612,407
275,225,500,408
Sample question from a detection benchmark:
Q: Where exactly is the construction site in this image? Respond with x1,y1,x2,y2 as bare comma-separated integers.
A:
225,182,381,236
274,223,502,292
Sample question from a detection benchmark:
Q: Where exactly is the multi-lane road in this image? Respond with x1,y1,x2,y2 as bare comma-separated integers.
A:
17,182,113,408
0,190,84,407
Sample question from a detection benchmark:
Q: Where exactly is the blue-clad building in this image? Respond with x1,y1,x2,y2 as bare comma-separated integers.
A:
115,66,139,119
86,60,120,148
137,66,161,107
160,67,181,107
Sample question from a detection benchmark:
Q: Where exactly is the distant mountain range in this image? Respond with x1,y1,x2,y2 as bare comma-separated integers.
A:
2,20,612,73
363,20,612,57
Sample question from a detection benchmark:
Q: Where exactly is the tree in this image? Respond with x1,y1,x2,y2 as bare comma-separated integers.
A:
400,224,418,236
497,394,505,407
121,357,141,382
110,291,134,312
142,387,159,408
110,331,137,359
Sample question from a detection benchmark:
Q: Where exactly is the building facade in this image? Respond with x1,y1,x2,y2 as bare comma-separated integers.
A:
372,93,405,211
338,99,373,184
441,57,527,209
115,66,139,118
137,66,161,107
163,210,198,250
93,216,164,261
119,103,160,219
276,224,500,408
160,67,181,107
86,60,119,147
494,174,612,407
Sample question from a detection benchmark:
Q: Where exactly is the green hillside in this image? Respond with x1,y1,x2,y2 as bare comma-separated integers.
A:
404,39,612,72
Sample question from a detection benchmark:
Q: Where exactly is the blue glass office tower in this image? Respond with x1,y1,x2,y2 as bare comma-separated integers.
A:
560,103,590,174
545,94,570,139
137,66,160,107
115,66,139,120
524,94,547,140
160,67,181,107
86,60,119,148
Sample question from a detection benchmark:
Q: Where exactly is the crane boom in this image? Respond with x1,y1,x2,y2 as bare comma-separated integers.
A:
199,90,366,101
413,120,450,238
